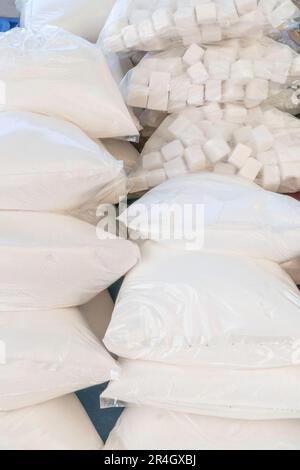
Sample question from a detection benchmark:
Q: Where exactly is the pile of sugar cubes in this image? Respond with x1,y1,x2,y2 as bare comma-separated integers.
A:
125,38,300,112
129,105,300,193
101,0,297,54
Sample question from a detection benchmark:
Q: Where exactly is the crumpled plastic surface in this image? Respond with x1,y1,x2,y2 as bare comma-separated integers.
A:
0,307,118,410
0,394,103,450
104,241,300,368
100,0,298,54
105,406,300,450
0,26,138,138
101,358,300,420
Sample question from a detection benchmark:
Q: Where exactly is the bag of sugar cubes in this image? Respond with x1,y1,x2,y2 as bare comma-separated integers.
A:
121,38,300,116
128,104,300,194
100,0,299,54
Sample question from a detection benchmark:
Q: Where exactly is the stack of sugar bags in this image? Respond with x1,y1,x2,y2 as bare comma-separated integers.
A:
102,173,300,450
0,15,141,449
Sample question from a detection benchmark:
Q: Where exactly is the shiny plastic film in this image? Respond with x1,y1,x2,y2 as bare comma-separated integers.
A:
101,359,300,420
100,0,299,54
0,26,138,139
121,38,300,113
127,105,300,194
104,241,300,368
122,173,300,262
17,0,115,43
104,407,300,450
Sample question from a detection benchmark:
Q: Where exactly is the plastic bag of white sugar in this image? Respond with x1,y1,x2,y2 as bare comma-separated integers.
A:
100,0,298,54
0,26,138,139
128,105,300,194
17,0,115,43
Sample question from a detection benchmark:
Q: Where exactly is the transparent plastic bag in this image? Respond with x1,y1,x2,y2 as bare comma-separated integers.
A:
104,241,300,368
121,173,300,263
0,307,118,410
127,105,300,193
0,26,138,139
100,0,298,54
121,38,299,114
101,359,300,420
0,394,103,450
105,407,300,450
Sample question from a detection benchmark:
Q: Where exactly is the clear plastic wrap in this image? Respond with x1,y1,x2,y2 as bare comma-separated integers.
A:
105,407,300,450
0,211,139,310
0,111,127,211
121,173,300,262
101,359,300,420
0,394,103,450
18,0,115,43
127,105,300,193
100,0,298,54
0,307,118,410
0,26,138,139
122,38,299,113
104,241,300,368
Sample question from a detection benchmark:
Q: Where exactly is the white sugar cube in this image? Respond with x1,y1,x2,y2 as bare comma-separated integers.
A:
168,100,186,112
213,162,237,175
147,89,169,111
228,143,252,169
233,126,252,145
143,58,159,71
256,150,278,165
164,156,187,179
170,75,191,102
122,25,139,48
205,80,222,102
201,24,222,43
105,18,128,36
183,44,205,66
184,146,207,171
149,72,170,91
174,7,197,28
181,125,206,147
160,58,183,76
187,84,205,106
271,1,297,28
246,79,269,102
238,157,262,181
146,168,167,188
217,0,239,25
231,60,254,85
103,34,125,53
290,56,300,76
263,109,286,129
127,85,149,108
187,62,209,84
223,81,244,102
203,138,231,163
207,59,231,80
161,140,185,161
270,61,290,85
253,60,272,80
168,115,191,139
129,174,149,193
246,106,264,126
181,28,202,46
239,44,265,60
138,19,156,44
142,152,163,170
131,67,151,86
224,104,248,124
251,125,274,152
152,8,174,33
261,164,281,192
235,0,257,16
202,103,223,121
196,3,217,24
